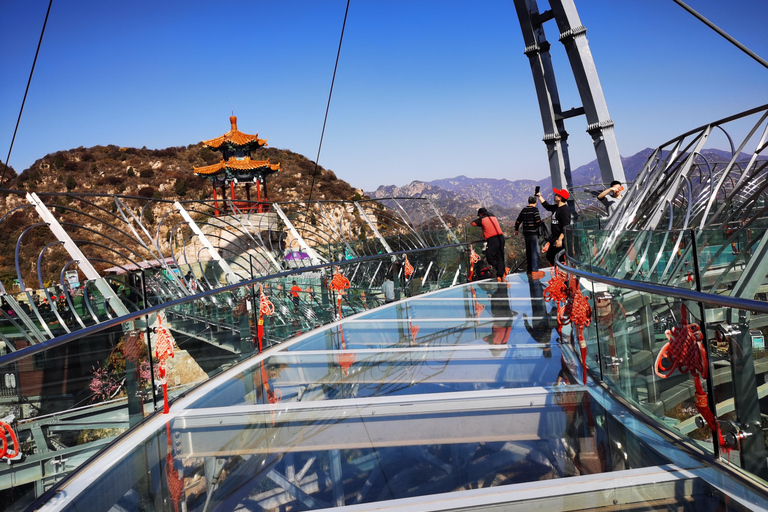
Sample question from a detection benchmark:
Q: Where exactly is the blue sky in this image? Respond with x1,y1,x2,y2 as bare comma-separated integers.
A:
1,0,766,192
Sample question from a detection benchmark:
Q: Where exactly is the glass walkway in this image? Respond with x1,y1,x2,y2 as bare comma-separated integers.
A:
28,274,768,511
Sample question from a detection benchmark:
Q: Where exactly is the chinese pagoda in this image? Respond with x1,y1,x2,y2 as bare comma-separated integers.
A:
194,116,281,214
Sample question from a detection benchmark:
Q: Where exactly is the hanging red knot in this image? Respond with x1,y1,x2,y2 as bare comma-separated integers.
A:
260,361,283,425
410,323,420,344
469,246,481,266
154,315,175,414
336,351,356,374
562,276,592,384
330,267,351,293
256,284,274,353
404,255,414,280
470,286,485,317
165,423,183,512
468,246,480,280
0,421,20,460
543,265,570,333
259,285,275,317
655,304,726,447
330,267,351,319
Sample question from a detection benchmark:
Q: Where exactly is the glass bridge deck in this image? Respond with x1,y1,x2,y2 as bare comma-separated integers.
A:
36,274,768,511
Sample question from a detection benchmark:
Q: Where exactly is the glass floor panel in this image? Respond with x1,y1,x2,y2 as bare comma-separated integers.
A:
54,390,673,512
188,345,563,408
286,317,560,352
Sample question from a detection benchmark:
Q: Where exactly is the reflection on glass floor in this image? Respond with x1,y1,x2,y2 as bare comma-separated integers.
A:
37,275,768,511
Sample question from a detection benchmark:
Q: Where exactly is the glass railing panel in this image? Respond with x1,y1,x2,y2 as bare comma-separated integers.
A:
569,228,700,288
698,300,768,478
0,326,145,506
579,281,717,457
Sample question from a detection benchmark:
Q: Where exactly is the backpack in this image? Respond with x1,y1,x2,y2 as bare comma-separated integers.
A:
538,221,550,240
472,259,494,281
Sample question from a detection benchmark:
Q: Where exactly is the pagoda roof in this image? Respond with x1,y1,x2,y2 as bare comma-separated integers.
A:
194,157,281,176
202,116,267,149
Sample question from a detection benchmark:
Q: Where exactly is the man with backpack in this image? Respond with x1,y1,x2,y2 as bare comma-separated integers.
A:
514,196,543,277
471,207,506,282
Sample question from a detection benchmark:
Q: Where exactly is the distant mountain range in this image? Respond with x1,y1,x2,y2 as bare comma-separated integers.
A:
367,148,753,214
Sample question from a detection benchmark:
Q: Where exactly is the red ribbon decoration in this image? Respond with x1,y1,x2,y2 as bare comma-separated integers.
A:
154,315,175,414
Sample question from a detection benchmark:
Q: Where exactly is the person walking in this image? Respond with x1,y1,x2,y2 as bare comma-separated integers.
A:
471,207,506,282
290,280,302,310
515,196,543,277
537,189,572,267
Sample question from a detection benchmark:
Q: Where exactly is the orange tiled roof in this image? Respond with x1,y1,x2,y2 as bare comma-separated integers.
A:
194,157,281,175
202,116,267,148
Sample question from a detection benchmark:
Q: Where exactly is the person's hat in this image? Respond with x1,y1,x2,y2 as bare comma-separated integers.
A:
553,188,570,200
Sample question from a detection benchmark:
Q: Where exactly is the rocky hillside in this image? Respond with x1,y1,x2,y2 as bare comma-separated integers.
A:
3,144,361,204
368,147,754,213
0,144,363,287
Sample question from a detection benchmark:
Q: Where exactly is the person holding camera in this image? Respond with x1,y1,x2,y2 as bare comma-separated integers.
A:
538,189,571,266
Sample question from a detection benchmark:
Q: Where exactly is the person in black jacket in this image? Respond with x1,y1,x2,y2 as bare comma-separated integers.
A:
514,196,542,275
537,188,572,266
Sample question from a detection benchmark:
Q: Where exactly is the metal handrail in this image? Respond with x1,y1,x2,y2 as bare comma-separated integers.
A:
0,240,480,367
556,250,768,314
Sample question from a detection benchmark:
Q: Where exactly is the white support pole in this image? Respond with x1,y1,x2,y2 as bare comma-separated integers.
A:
271,204,325,265
173,202,240,285
27,193,131,318
354,202,394,253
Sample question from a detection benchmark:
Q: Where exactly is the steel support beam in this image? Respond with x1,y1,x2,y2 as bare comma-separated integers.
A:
173,201,240,284
514,0,573,191
271,204,325,265
548,0,626,185
27,193,130,318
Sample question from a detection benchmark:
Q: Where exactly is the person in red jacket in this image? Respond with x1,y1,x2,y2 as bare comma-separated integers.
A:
471,207,506,281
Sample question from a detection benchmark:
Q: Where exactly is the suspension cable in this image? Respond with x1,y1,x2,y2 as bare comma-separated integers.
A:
306,0,351,206
1,0,54,188
671,0,768,70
